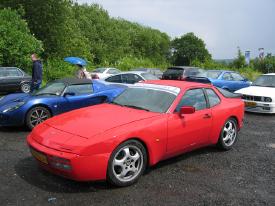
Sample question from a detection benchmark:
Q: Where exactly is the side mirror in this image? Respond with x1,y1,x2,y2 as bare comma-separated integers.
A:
64,92,75,97
179,106,195,118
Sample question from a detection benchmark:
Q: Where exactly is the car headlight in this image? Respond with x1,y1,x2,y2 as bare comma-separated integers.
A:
3,102,25,113
264,97,272,103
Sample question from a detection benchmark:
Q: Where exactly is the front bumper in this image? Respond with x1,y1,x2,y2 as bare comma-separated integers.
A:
243,100,275,113
27,134,110,181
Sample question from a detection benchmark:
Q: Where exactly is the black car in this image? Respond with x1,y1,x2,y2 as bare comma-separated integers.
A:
131,68,163,79
162,66,206,80
0,67,31,93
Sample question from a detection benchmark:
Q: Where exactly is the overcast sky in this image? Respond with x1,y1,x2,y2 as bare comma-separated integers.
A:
77,0,275,59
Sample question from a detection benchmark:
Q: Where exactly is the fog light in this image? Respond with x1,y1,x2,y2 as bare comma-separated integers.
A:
48,155,72,171
264,97,272,102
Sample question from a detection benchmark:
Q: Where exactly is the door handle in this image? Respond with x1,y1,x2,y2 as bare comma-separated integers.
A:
203,114,211,119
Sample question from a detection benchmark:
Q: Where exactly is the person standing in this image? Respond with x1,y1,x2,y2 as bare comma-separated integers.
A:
75,64,91,79
31,53,43,92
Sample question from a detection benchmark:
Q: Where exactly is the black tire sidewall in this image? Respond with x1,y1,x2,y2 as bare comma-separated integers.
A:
107,140,147,187
26,106,51,130
218,118,238,150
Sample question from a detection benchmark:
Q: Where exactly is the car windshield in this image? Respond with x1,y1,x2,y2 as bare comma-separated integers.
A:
34,82,66,96
206,71,222,79
112,87,177,113
93,68,106,73
252,75,275,87
141,73,159,80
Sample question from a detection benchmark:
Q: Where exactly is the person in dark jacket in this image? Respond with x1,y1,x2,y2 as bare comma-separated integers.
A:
30,53,43,92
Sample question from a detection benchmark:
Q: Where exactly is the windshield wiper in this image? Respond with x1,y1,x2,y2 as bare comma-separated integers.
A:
122,104,150,111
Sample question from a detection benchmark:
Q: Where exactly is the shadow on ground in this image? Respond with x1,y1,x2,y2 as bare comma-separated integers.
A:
15,146,223,193
0,126,29,133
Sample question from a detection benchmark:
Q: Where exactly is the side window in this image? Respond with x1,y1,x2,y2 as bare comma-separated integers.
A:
175,89,207,112
65,84,93,95
206,89,221,107
125,74,142,84
222,73,233,81
105,75,122,83
231,72,244,81
6,68,22,77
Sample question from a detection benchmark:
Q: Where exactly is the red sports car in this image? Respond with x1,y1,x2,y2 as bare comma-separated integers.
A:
27,80,244,187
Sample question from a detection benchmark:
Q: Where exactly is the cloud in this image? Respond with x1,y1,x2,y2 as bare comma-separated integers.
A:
78,0,275,59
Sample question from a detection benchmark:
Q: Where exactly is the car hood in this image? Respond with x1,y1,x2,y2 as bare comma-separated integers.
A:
0,93,31,106
235,86,275,97
44,103,161,139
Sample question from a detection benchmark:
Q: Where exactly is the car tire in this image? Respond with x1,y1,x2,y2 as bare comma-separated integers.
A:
107,140,147,187
26,106,51,130
21,83,31,93
217,118,238,150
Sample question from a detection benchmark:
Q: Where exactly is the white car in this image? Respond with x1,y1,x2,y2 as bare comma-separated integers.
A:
90,68,121,79
235,73,275,113
102,71,159,85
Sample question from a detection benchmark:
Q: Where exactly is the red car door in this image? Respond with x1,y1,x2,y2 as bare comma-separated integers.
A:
167,88,212,155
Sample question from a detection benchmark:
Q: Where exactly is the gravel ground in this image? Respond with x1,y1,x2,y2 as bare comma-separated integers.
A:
0,113,274,206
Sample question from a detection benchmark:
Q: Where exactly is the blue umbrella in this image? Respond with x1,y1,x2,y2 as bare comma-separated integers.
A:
64,57,87,66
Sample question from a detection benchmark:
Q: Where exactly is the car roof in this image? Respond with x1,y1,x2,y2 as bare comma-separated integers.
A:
0,67,20,70
167,66,201,70
144,80,212,89
114,71,147,75
207,70,235,73
53,78,92,85
263,73,275,75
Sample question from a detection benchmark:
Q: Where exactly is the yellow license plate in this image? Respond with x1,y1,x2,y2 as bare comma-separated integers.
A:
31,148,48,164
245,101,257,107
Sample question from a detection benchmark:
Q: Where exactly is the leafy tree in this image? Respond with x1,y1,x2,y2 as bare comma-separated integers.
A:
0,8,43,72
171,32,211,66
1,0,91,60
231,47,246,68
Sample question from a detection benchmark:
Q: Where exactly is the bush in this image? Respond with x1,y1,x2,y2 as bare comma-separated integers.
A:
0,8,43,73
112,56,169,71
44,58,76,82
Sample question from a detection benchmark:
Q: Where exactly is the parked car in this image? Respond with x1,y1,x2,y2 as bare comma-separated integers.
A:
90,68,121,79
235,73,275,113
162,66,205,80
131,68,163,79
206,70,251,92
0,78,125,129
27,79,244,187
0,67,31,93
103,71,159,85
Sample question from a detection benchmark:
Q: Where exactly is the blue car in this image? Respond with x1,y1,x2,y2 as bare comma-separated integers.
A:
206,70,251,92
0,78,125,129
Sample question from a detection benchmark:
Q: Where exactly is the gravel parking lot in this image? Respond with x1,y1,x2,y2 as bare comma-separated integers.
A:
0,113,274,206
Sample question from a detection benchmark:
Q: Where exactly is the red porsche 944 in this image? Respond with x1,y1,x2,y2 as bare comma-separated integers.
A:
27,80,244,187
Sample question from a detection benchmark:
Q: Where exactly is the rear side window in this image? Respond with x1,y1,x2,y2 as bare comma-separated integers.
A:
106,75,122,83
206,89,221,107
6,68,22,77
0,69,6,77
175,89,207,112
